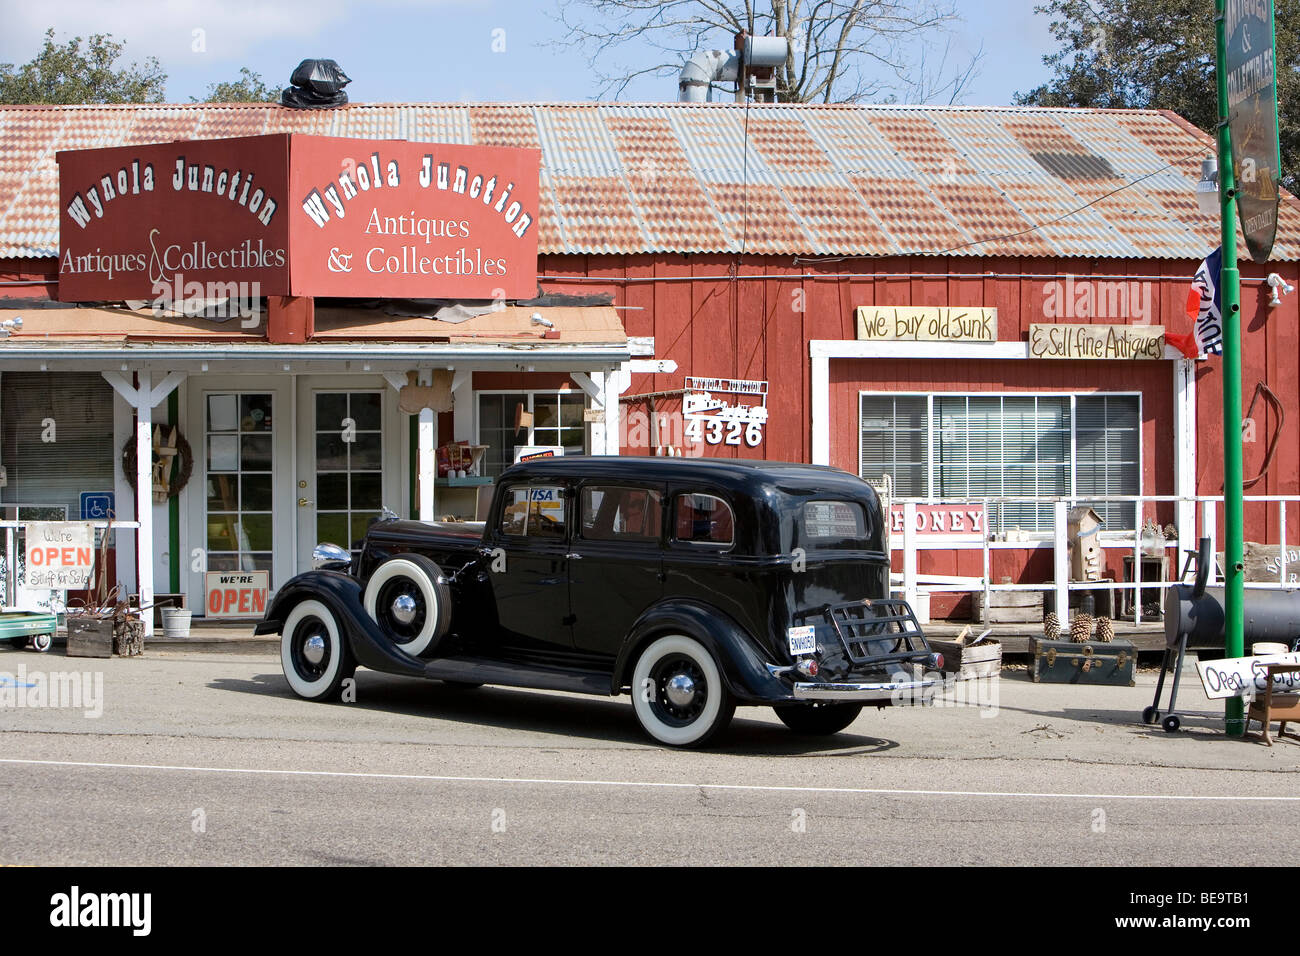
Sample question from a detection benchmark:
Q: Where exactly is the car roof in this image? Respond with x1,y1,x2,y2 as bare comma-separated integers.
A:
499,455,877,500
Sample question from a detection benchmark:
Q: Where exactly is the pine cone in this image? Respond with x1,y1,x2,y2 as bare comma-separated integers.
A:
1043,611,1061,640
1096,616,1114,643
1070,613,1093,643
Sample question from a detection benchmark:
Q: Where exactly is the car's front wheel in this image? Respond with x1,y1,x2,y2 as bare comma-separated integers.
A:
774,702,864,735
363,555,452,657
631,634,734,747
281,599,355,701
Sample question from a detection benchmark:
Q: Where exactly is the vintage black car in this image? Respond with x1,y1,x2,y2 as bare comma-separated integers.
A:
257,456,941,746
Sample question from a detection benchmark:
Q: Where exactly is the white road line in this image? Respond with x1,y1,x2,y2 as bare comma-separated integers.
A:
0,756,1293,802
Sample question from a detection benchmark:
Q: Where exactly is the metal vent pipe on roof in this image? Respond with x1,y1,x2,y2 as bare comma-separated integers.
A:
678,49,740,102
678,33,788,103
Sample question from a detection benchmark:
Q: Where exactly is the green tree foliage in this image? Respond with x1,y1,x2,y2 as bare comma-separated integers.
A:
1015,0,1298,191
0,28,166,104
198,68,279,103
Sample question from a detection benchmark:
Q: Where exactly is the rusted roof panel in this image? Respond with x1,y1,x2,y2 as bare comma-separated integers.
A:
0,102,1295,260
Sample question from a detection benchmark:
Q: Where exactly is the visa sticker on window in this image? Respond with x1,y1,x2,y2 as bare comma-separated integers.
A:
787,625,817,656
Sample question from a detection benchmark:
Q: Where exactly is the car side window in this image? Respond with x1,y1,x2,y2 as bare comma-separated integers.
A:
582,486,663,542
499,484,567,540
673,493,734,545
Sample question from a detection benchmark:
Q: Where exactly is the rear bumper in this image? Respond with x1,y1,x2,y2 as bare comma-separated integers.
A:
792,677,938,703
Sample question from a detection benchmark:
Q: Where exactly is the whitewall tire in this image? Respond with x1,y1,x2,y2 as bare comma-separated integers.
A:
631,634,734,748
281,599,353,701
363,555,452,657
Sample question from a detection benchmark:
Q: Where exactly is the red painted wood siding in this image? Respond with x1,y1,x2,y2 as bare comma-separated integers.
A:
538,253,1300,551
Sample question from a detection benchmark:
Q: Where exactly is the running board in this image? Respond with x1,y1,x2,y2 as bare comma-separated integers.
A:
422,656,614,697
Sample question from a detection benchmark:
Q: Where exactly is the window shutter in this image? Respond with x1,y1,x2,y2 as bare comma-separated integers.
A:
1,372,115,519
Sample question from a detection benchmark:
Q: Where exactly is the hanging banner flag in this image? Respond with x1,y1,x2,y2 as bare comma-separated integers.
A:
1225,0,1282,263
1175,247,1224,358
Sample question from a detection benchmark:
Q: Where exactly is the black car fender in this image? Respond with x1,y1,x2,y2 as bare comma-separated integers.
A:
256,570,429,679
613,599,792,704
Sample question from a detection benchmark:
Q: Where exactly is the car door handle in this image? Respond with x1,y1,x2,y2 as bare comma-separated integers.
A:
565,553,582,560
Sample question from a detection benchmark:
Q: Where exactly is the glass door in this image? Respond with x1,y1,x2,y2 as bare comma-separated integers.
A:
295,378,402,573
184,376,294,617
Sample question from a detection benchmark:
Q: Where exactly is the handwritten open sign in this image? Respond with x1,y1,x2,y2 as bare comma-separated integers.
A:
1196,653,1300,700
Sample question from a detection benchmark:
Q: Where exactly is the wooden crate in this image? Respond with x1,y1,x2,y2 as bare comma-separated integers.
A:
66,618,112,658
974,589,1043,624
929,638,1002,680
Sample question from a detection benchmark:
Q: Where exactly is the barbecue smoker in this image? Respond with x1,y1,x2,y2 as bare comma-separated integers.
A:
1148,538,1300,731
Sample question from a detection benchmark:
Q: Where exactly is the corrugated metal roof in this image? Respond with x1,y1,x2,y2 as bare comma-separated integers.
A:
1,101,1295,261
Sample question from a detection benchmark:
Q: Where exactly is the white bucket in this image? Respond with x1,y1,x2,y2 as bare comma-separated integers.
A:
161,607,192,639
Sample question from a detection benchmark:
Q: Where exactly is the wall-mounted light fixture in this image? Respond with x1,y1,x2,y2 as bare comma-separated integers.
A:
1195,155,1219,217
1267,273,1295,308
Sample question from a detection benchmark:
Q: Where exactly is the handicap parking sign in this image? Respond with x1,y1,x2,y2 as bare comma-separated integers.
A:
80,492,115,520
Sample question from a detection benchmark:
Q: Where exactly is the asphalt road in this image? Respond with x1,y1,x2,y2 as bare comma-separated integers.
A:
1,647,1298,866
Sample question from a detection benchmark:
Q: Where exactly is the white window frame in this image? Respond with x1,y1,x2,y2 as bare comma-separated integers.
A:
474,389,589,471
858,389,1144,534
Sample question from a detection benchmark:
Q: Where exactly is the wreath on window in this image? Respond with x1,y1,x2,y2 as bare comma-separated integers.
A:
121,426,193,502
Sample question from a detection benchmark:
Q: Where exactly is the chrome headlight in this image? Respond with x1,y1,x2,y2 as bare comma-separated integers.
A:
312,542,351,570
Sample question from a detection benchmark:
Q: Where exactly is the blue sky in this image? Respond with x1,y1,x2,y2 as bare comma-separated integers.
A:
0,0,1058,106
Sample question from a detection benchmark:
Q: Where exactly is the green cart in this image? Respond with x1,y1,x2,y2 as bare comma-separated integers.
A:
0,610,58,653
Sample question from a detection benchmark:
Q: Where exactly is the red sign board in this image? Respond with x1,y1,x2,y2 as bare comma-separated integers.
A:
57,135,292,300
287,137,540,299
57,134,541,302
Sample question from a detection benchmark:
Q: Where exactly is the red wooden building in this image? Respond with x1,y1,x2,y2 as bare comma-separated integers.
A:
0,102,1297,622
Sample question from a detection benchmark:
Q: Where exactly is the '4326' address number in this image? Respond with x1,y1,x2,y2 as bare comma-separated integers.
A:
685,418,763,447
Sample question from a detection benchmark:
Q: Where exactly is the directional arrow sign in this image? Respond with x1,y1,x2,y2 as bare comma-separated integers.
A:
628,359,677,374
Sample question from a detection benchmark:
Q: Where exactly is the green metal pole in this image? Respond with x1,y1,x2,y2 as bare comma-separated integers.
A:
1215,0,1246,736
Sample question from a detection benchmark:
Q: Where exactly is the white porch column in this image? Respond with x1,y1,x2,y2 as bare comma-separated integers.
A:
811,349,830,466
1053,499,1070,626
902,500,917,609
451,369,473,449
135,371,154,630
570,371,620,456
112,389,137,597
103,370,186,637
418,369,435,520
1173,357,1197,556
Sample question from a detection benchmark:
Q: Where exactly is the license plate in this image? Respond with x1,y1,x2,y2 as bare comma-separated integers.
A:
787,625,817,656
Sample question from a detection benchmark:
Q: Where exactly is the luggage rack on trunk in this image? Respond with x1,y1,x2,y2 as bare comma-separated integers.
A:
796,598,932,667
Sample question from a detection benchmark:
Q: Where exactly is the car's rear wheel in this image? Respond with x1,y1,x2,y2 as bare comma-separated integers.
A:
775,702,864,735
281,599,355,701
363,555,452,657
631,634,734,747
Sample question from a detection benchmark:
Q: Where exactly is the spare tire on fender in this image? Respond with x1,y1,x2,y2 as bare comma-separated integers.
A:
363,554,453,657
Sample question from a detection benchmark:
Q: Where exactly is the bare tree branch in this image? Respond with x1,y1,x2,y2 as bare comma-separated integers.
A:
547,0,978,103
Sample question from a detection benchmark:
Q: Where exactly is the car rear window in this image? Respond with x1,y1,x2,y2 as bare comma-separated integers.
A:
674,493,734,545
801,500,868,548
582,486,663,542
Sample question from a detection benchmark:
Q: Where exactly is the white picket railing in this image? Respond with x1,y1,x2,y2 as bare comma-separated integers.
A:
890,495,1300,625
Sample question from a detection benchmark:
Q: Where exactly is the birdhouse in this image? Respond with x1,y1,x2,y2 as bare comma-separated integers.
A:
1067,506,1104,582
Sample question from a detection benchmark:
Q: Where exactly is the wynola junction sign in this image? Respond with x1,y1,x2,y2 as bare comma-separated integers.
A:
289,136,540,299
1225,0,1282,263
56,134,541,302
